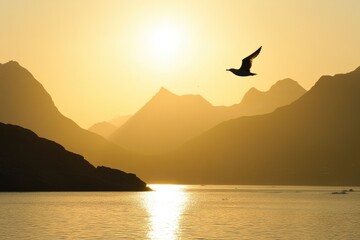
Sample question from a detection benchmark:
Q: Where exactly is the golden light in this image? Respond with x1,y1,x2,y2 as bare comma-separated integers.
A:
133,19,193,72
144,184,188,239
148,184,186,192
149,24,182,60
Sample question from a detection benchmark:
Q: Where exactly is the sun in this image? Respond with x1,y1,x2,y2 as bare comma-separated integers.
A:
133,19,192,71
149,24,181,60
131,17,195,74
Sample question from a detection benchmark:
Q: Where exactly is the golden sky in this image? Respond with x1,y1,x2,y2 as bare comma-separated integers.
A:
1,0,360,128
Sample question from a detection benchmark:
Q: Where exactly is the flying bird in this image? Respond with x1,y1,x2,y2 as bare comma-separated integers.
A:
227,46,262,77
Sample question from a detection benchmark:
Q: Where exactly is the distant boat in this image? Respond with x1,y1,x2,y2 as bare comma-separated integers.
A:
331,188,355,194
331,190,347,194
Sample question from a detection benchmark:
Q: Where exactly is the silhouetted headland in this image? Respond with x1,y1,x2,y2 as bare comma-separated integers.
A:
0,122,151,191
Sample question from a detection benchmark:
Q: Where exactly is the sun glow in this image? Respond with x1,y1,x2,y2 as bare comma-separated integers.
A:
150,24,182,60
134,19,192,71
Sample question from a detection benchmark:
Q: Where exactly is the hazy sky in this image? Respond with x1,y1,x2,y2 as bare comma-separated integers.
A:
1,0,360,128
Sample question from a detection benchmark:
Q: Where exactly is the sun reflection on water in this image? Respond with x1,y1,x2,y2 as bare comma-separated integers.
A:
144,184,188,240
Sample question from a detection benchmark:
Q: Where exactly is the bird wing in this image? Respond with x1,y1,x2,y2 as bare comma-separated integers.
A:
239,46,262,71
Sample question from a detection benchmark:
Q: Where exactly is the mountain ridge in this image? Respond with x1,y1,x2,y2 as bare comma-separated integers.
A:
231,78,306,116
165,66,360,184
123,66,360,185
110,79,306,154
110,87,231,154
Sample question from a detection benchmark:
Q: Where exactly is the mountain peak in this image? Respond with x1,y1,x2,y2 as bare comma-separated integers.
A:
149,87,212,108
0,60,22,70
5,60,20,66
269,78,306,92
159,86,173,94
236,78,306,116
313,66,360,87
155,87,178,98
245,87,261,95
303,65,360,103
242,79,304,103
0,60,56,110
271,78,297,87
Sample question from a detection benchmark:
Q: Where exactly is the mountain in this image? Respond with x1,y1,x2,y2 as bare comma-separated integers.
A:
88,121,117,139
142,66,360,185
0,61,133,171
88,115,132,139
231,78,306,116
110,87,231,154
110,80,306,155
109,115,132,127
0,123,150,191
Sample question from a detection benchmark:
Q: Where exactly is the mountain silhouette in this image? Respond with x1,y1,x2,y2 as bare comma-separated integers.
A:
110,81,305,155
88,121,117,139
109,115,133,127
231,78,306,116
0,123,150,191
88,115,132,139
0,61,134,171
142,66,360,185
110,87,233,154
0,60,307,183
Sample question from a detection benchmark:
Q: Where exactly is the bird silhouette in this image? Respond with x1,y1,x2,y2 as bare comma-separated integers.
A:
227,46,262,76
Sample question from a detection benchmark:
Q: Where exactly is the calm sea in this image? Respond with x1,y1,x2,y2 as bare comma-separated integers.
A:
0,185,359,239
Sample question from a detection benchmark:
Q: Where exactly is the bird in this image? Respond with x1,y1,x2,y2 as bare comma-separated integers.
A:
226,46,262,77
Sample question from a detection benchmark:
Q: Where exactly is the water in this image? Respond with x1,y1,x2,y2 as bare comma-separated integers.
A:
0,185,359,239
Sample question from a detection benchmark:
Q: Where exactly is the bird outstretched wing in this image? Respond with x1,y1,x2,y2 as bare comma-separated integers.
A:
239,46,262,71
